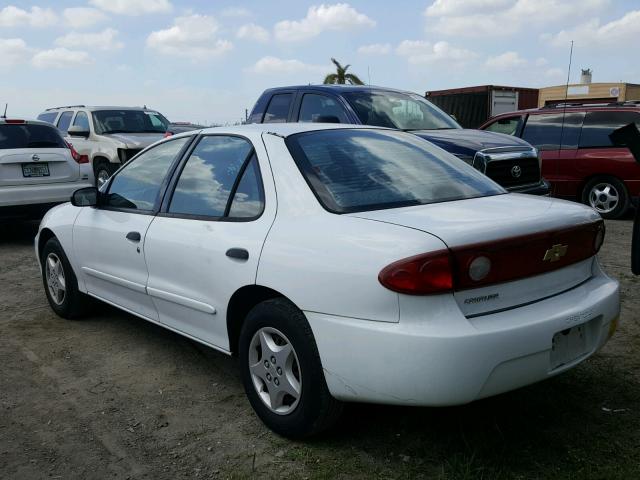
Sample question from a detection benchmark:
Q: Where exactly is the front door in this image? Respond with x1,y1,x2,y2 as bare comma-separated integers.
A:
144,134,276,350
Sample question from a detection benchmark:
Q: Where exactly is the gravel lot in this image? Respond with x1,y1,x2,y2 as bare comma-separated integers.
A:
1,217,638,479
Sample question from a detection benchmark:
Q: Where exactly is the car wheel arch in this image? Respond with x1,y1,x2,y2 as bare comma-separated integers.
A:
226,285,295,355
38,228,56,259
580,173,628,198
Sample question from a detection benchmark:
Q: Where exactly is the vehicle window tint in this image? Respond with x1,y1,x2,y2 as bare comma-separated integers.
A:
485,116,522,136
104,137,190,211
299,94,348,123
522,113,583,150
580,111,640,148
56,111,74,133
37,112,58,124
0,124,67,149
72,111,90,131
263,94,292,123
286,129,504,214
229,156,264,218
169,136,254,217
92,110,169,134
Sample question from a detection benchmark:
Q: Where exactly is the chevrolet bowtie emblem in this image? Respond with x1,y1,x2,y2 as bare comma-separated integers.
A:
543,244,568,262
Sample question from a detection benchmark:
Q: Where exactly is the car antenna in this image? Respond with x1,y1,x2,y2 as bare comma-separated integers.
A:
558,40,574,158
1,103,7,119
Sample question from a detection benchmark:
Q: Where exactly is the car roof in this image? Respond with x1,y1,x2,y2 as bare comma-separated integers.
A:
263,84,417,95
489,102,640,120
193,122,385,138
44,106,160,112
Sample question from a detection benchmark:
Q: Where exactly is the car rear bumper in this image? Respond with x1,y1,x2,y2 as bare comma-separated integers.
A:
507,179,551,196
0,180,93,210
306,261,619,406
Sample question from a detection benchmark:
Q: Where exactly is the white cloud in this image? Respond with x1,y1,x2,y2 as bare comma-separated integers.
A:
248,56,329,74
237,23,270,42
535,57,549,67
396,40,477,65
147,14,233,60
89,0,172,16
221,7,251,17
55,28,124,51
425,0,609,37
543,10,640,48
0,6,57,27
0,38,32,67
358,43,391,55
485,51,527,69
31,48,93,69
274,3,375,42
63,7,108,28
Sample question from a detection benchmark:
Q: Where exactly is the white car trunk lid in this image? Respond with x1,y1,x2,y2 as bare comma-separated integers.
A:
0,148,79,186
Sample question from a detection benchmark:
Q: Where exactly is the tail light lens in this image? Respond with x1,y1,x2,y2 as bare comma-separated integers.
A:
378,250,453,295
5,119,25,124
66,141,89,164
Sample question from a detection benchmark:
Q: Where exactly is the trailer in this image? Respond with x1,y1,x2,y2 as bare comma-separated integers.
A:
425,85,539,128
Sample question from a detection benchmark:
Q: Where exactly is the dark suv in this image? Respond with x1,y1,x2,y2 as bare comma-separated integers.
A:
481,102,640,219
248,85,549,195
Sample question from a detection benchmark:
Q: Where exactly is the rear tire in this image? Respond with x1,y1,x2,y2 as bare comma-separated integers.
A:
239,298,343,438
582,176,629,220
41,237,90,319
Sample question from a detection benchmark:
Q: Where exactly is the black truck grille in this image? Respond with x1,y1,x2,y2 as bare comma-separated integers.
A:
485,157,540,188
118,148,142,163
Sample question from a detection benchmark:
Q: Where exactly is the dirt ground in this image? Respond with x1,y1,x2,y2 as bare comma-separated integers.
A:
1,217,639,480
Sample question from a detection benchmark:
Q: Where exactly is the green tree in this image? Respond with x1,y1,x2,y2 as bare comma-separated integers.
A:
323,58,364,85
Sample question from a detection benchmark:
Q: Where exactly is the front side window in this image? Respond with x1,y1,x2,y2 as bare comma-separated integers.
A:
72,111,90,131
92,110,169,135
0,124,67,149
286,129,504,213
343,91,460,130
104,137,190,211
56,111,74,133
485,116,522,136
522,113,584,150
580,111,640,148
299,94,348,123
263,94,292,123
169,136,263,219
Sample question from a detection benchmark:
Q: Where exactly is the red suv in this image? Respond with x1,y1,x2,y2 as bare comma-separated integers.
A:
480,102,640,219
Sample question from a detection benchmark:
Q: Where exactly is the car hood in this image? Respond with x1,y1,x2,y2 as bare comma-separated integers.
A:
412,129,532,156
103,132,165,149
348,194,599,248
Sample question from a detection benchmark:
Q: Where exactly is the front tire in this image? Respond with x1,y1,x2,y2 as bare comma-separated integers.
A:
94,160,115,189
41,237,90,319
582,176,629,219
239,298,342,438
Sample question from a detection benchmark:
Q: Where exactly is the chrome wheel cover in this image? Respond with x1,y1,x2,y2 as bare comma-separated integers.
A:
589,182,619,214
45,253,66,306
248,327,302,415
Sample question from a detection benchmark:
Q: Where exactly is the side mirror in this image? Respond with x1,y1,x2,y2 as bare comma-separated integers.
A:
68,125,90,138
71,187,98,207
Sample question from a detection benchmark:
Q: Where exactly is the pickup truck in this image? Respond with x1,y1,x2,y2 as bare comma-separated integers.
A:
248,85,549,195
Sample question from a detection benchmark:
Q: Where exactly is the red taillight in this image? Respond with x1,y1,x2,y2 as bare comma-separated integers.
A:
66,141,89,164
164,131,174,138
4,119,25,124
378,250,453,295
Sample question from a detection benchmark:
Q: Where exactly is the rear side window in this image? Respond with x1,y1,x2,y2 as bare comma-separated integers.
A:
169,136,263,219
522,113,583,150
286,129,504,213
485,116,522,136
580,111,640,148
0,124,67,149
263,94,292,123
56,111,74,133
104,137,190,211
298,94,348,123
37,112,58,124
72,111,90,131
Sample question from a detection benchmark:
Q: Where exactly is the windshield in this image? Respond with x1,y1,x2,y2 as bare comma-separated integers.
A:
92,110,169,135
0,124,67,149
286,129,504,214
343,91,461,130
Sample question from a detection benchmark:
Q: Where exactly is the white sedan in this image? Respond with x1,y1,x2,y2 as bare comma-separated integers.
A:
36,124,620,438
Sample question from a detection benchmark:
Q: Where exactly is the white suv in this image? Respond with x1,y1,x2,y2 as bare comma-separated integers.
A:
0,118,93,219
38,106,170,187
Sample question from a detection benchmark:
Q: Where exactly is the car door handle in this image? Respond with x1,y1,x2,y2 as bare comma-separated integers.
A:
226,248,249,260
126,231,141,243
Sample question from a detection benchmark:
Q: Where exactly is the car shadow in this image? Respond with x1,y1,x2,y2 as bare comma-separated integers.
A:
1,219,40,247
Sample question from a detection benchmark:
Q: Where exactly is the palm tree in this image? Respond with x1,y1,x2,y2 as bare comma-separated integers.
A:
323,58,364,85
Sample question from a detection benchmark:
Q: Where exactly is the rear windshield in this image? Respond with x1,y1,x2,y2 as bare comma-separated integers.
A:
92,110,169,135
0,124,67,149
286,129,504,213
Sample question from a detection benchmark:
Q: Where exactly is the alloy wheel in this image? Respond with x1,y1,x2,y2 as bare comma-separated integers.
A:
589,182,619,214
248,327,302,415
45,253,66,306
96,169,110,188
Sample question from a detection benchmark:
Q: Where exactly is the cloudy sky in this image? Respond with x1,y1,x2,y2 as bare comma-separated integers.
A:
2,0,638,124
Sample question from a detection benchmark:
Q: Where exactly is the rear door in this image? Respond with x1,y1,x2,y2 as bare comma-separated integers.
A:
144,134,276,350
0,122,78,187
73,136,193,319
